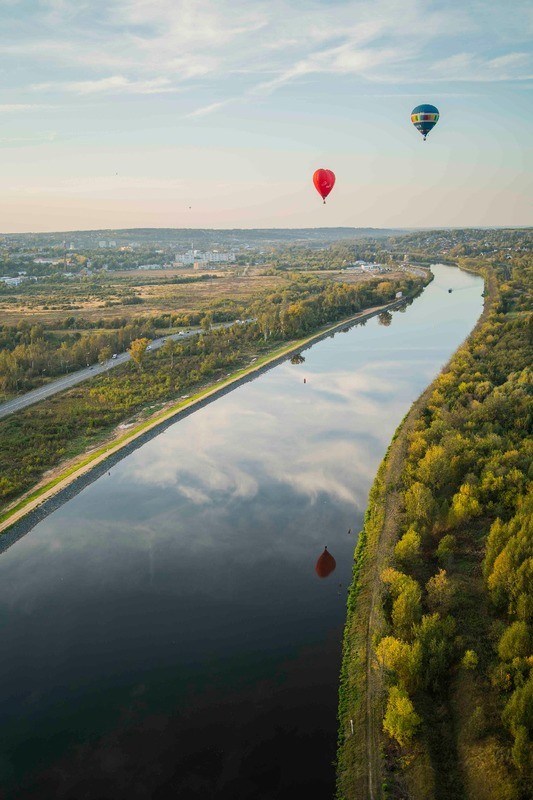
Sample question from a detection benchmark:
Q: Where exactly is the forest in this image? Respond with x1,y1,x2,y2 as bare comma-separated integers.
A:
336,231,532,800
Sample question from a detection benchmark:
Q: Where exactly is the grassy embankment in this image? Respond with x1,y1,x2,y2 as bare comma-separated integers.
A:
337,256,532,799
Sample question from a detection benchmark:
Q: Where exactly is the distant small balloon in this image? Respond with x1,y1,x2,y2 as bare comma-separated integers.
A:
315,546,336,578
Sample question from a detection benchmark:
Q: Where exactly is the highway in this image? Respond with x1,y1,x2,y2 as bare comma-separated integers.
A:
0,322,247,420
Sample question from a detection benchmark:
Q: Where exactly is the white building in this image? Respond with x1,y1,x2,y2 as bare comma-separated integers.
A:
175,249,235,266
1,276,24,285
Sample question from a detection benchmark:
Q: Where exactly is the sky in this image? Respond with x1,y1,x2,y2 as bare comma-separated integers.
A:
0,0,531,232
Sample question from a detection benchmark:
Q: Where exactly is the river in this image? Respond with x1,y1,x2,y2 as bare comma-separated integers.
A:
0,264,483,799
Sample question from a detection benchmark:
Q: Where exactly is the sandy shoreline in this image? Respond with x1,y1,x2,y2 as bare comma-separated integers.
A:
0,297,410,551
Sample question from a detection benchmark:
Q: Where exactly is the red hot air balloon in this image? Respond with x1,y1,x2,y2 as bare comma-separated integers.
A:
315,546,336,578
313,169,335,204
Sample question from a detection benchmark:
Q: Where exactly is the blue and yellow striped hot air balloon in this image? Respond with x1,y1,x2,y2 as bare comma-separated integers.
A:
411,104,439,140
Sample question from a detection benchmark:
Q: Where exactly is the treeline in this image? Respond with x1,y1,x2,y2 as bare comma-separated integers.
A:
264,241,396,271
370,256,532,797
0,272,422,396
251,273,422,340
0,306,235,395
0,321,155,393
0,273,425,510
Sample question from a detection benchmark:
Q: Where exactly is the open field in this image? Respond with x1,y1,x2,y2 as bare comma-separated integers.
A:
0,267,403,326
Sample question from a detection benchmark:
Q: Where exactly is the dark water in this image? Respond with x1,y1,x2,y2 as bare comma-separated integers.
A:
0,265,483,799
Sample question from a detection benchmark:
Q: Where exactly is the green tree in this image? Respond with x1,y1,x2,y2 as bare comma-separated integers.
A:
381,568,420,598
394,526,421,569
503,674,533,737
448,483,482,525
383,686,421,747
511,725,532,775
404,481,436,527
497,621,531,662
375,636,421,693
436,534,456,567
413,613,456,691
461,649,479,670
201,311,213,331
392,582,422,640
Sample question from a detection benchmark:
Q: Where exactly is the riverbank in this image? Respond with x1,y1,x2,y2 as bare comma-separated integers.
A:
0,295,413,547
335,262,499,799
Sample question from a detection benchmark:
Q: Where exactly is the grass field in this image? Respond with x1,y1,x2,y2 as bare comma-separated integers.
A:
0,267,402,326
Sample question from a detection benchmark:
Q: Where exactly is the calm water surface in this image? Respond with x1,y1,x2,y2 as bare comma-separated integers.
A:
0,265,483,799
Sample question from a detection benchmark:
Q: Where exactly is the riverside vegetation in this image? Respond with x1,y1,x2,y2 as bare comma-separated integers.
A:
336,229,532,800
0,270,424,514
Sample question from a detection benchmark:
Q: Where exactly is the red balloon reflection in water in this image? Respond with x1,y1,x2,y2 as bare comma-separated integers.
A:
315,546,336,578
313,169,336,203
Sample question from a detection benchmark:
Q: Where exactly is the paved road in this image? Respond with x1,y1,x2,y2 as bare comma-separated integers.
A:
0,321,248,420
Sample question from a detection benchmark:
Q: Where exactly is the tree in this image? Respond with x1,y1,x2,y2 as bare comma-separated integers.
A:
394,526,421,568
436,534,456,567
383,686,421,747
511,725,532,775
392,582,422,640
378,310,392,326
448,483,482,525
461,649,478,670
416,444,453,491
413,613,456,691
129,337,149,370
161,339,177,370
201,311,213,331
404,481,436,527
497,621,531,662
99,345,112,363
381,568,419,598
503,674,533,737
375,636,422,693
426,569,455,614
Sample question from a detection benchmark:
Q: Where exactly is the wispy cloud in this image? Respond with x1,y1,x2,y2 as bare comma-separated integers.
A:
0,132,58,145
0,103,55,111
185,99,234,118
31,75,178,95
1,0,532,106
428,51,532,82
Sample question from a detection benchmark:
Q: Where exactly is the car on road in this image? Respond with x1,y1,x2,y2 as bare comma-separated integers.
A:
112,354,118,359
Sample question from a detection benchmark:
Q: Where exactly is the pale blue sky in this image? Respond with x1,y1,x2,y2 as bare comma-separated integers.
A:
0,0,531,231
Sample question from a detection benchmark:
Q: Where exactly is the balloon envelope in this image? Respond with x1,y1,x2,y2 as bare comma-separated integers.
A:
315,547,336,578
313,169,335,201
411,104,439,139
